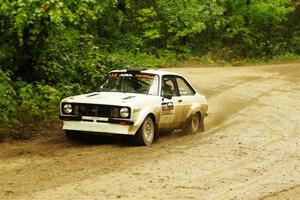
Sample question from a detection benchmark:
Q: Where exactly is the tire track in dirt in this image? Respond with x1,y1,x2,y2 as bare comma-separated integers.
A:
259,184,300,200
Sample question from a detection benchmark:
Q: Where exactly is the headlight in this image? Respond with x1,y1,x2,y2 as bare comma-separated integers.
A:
63,104,73,114
120,107,129,118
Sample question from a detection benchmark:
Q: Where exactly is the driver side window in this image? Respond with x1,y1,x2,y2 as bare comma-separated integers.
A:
162,76,179,97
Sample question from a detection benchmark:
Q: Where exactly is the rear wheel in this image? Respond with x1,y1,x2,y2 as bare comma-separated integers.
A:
184,112,203,134
136,116,155,146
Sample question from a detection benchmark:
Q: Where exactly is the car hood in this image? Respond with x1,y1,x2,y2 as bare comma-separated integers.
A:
61,92,159,107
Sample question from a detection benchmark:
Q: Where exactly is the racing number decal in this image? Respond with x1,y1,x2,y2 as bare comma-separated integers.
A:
161,102,174,115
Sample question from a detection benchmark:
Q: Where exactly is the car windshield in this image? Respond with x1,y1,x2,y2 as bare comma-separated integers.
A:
98,72,159,95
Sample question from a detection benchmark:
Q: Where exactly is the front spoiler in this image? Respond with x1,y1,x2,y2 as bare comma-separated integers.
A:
59,115,134,125
60,115,136,135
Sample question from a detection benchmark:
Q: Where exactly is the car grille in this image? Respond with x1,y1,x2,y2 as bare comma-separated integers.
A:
72,104,111,117
61,103,131,119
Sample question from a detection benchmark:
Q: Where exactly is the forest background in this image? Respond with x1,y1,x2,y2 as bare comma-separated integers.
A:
0,0,299,128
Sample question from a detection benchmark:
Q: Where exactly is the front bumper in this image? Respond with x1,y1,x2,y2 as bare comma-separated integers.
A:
60,115,137,135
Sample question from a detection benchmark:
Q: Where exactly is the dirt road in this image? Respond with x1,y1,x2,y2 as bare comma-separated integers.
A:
1,63,300,200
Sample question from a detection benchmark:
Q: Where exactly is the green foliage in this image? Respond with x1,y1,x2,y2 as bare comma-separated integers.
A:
222,0,295,57
0,0,104,80
290,35,300,53
17,82,62,123
0,0,103,46
0,70,17,127
37,28,175,88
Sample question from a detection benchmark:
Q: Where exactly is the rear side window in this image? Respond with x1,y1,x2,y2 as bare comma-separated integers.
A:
176,77,195,96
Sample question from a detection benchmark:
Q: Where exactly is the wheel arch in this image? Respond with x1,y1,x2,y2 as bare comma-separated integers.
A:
181,104,206,130
135,112,159,141
147,113,156,124
186,103,206,120
135,112,158,131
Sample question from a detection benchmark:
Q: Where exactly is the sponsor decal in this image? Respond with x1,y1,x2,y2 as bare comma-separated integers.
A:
119,73,133,77
135,74,155,79
108,73,155,79
161,102,174,115
108,73,119,78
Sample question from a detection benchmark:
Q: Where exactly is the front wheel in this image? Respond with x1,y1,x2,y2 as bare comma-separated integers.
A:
136,116,155,146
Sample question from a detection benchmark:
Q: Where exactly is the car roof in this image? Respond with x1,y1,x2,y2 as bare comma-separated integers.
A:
110,69,182,77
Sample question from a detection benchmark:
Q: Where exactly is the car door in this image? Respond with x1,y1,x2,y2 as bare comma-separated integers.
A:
159,75,184,130
174,76,196,123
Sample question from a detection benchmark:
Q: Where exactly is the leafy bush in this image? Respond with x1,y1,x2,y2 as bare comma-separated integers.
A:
290,35,300,54
0,70,17,127
17,83,62,123
0,75,67,128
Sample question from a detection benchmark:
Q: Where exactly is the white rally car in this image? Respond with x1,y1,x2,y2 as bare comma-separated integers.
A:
60,69,208,146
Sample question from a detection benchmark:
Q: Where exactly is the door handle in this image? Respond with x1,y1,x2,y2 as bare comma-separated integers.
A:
178,99,183,103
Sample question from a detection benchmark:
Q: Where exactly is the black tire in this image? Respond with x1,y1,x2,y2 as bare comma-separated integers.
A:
65,130,81,142
136,116,156,146
184,112,203,134
199,115,205,132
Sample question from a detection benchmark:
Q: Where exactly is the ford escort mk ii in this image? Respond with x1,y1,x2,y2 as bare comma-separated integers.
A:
60,70,208,146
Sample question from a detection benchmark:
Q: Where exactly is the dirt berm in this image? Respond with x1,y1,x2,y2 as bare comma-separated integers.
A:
1,63,300,200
